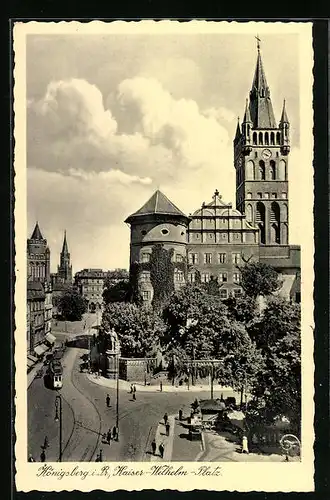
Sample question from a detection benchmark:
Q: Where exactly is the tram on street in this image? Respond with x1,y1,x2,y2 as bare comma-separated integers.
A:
47,359,63,389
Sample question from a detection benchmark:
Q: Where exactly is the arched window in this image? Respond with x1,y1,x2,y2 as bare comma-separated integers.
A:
270,132,275,145
259,160,265,180
256,202,266,244
247,124,250,137
265,132,269,145
276,132,281,145
270,160,276,180
282,223,288,245
246,204,253,222
253,132,257,145
282,203,288,221
246,160,255,180
259,132,263,145
278,159,286,180
270,202,281,244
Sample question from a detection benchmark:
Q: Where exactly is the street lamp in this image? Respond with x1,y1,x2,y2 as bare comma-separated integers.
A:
54,393,63,462
115,341,121,441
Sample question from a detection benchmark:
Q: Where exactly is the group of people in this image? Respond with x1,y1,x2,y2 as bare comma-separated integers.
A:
102,425,118,445
151,438,165,458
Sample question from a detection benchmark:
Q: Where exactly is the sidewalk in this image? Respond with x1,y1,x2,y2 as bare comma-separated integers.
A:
149,414,176,461
86,373,235,394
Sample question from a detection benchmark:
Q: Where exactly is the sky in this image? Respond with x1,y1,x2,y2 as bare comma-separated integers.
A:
26,29,305,274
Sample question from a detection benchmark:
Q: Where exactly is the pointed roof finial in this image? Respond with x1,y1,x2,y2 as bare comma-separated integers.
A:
280,98,289,124
243,98,252,123
255,34,261,52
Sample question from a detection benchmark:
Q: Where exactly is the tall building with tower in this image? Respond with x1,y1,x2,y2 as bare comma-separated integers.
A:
27,222,51,282
57,230,73,284
126,40,301,305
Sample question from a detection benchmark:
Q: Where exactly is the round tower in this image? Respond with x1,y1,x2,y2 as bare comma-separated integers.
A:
125,190,191,305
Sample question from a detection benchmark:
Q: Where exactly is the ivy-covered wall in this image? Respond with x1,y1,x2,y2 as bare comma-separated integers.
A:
129,243,187,308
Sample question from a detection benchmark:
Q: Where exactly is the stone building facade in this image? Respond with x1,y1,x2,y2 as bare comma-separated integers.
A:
27,223,53,361
27,222,50,282
74,268,108,312
125,190,191,304
125,43,301,304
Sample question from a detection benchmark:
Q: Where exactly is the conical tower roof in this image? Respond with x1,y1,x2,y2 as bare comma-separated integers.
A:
279,99,289,124
249,42,277,129
243,98,252,123
125,190,189,223
30,222,43,240
234,118,241,141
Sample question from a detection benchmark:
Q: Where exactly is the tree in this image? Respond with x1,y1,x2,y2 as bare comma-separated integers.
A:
100,302,165,358
248,296,301,430
103,279,130,304
58,287,87,321
239,262,282,298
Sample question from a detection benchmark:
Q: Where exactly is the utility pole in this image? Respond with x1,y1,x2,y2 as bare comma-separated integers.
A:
210,362,214,400
116,352,119,440
54,393,63,462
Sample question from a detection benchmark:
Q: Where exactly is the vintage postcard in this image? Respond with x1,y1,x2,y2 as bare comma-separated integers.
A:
14,20,314,492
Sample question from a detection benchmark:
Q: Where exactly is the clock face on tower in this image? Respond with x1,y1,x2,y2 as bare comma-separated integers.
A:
262,149,272,159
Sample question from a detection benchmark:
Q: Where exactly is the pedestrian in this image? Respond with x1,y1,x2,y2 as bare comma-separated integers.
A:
164,412,168,425
242,435,249,454
40,449,46,462
159,442,164,459
107,429,112,445
43,436,49,449
165,422,170,436
28,454,35,462
133,384,136,393
160,381,163,392
178,409,183,421
112,425,117,441
106,394,111,407
132,391,136,401
151,439,156,456
99,449,103,462
130,384,133,394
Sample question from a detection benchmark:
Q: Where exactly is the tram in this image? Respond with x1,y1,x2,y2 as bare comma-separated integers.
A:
47,359,63,389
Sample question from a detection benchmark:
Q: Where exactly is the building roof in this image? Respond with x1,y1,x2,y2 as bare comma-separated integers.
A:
125,190,188,222
249,45,277,129
30,222,44,240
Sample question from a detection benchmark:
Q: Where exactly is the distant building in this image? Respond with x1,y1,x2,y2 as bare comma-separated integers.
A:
125,43,300,305
74,268,108,312
27,222,50,282
51,230,73,287
27,223,53,362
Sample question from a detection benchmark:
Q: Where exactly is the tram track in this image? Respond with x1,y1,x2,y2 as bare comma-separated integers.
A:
69,352,102,462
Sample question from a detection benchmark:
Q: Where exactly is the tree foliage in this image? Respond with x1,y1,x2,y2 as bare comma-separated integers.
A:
247,296,301,428
103,279,130,304
57,287,87,321
100,302,165,358
239,262,282,298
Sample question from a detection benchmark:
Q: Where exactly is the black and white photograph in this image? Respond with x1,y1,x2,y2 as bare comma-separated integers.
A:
14,20,314,492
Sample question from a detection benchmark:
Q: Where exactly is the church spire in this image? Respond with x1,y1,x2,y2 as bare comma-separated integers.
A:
61,230,69,255
249,37,277,129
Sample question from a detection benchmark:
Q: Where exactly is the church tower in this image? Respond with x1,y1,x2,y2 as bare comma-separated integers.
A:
234,39,290,246
57,230,73,284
